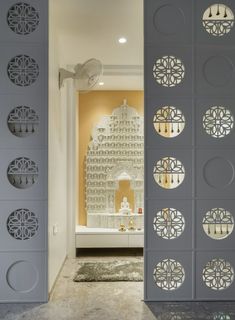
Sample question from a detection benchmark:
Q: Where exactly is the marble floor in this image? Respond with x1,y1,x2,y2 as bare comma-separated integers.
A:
0,250,235,320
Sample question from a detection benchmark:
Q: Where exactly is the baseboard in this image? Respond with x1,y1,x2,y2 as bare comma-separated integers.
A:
48,255,67,300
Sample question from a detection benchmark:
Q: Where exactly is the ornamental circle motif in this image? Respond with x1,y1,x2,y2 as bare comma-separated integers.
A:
203,258,234,290
7,2,40,35
203,4,234,37
153,56,185,87
203,106,234,138
8,106,39,137
153,157,185,189
203,208,234,240
153,259,185,290
7,157,39,189
153,106,185,138
153,208,185,240
7,55,39,87
7,209,39,240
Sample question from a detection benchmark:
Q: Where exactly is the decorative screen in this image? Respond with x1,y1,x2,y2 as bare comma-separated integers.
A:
203,106,234,138
145,0,235,302
7,2,40,35
203,4,234,37
203,258,234,290
0,0,48,303
153,157,185,189
7,55,39,87
153,259,185,290
153,208,185,239
153,56,185,87
7,157,39,189
8,106,39,137
202,208,234,240
7,209,39,240
153,106,185,138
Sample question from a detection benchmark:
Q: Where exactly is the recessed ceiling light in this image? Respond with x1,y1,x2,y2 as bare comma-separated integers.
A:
118,37,127,44
99,81,104,86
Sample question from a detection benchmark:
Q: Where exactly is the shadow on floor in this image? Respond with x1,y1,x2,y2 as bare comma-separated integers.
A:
0,304,42,319
146,301,235,319
76,247,143,257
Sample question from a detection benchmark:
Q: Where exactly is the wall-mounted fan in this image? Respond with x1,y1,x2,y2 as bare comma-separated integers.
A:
59,58,103,92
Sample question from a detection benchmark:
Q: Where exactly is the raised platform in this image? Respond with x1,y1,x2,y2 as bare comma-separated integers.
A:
87,212,144,229
76,226,144,248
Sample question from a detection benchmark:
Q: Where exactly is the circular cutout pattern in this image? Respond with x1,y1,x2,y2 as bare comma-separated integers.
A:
203,106,234,138
203,258,234,290
8,106,39,137
7,209,39,240
7,2,40,35
7,157,39,189
153,208,185,239
203,157,234,189
153,56,185,87
153,157,185,189
203,208,234,240
203,4,234,37
153,106,185,138
153,259,185,291
203,56,234,87
7,55,39,87
7,261,38,292
153,5,185,35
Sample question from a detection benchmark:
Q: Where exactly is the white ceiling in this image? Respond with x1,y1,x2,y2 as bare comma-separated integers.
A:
54,0,143,90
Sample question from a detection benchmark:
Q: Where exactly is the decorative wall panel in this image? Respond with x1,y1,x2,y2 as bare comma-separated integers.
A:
7,54,39,87
203,106,234,138
153,208,185,240
7,2,40,36
85,100,144,227
202,4,234,37
0,0,48,302
153,106,185,138
7,106,39,137
153,259,185,290
7,157,39,189
145,0,235,301
7,208,39,240
152,56,185,87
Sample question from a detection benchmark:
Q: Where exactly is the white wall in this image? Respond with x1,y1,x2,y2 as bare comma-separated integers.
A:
48,0,68,292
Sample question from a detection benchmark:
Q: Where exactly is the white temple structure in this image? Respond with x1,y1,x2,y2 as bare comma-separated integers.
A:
85,100,144,228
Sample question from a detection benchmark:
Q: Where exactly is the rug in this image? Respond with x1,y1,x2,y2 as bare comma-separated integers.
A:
73,260,143,282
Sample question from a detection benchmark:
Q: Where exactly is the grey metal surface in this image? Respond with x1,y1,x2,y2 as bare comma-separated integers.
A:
0,0,48,302
146,250,193,301
146,200,193,251
146,97,193,148
146,148,193,199
195,98,235,147
145,0,235,301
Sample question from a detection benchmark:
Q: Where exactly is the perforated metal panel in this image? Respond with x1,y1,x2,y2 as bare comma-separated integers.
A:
0,0,48,302
145,0,235,301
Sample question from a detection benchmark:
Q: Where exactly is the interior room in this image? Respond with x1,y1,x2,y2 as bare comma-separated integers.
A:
77,91,144,243
1,0,235,319
49,0,144,282
50,0,147,316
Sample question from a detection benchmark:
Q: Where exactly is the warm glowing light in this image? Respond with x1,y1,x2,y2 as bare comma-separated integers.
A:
118,37,127,44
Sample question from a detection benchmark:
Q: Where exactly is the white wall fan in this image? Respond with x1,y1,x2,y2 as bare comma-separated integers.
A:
59,58,103,92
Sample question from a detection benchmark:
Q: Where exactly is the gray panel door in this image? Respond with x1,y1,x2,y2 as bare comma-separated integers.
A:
144,0,235,301
0,0,48,302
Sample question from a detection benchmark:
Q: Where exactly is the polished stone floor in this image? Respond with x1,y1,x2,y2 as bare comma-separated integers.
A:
0,250,235,320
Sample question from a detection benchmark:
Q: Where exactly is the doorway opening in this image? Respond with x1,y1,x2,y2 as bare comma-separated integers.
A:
51,0,144,292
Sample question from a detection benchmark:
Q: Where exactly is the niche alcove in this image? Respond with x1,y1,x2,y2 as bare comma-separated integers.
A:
85,100,144,229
